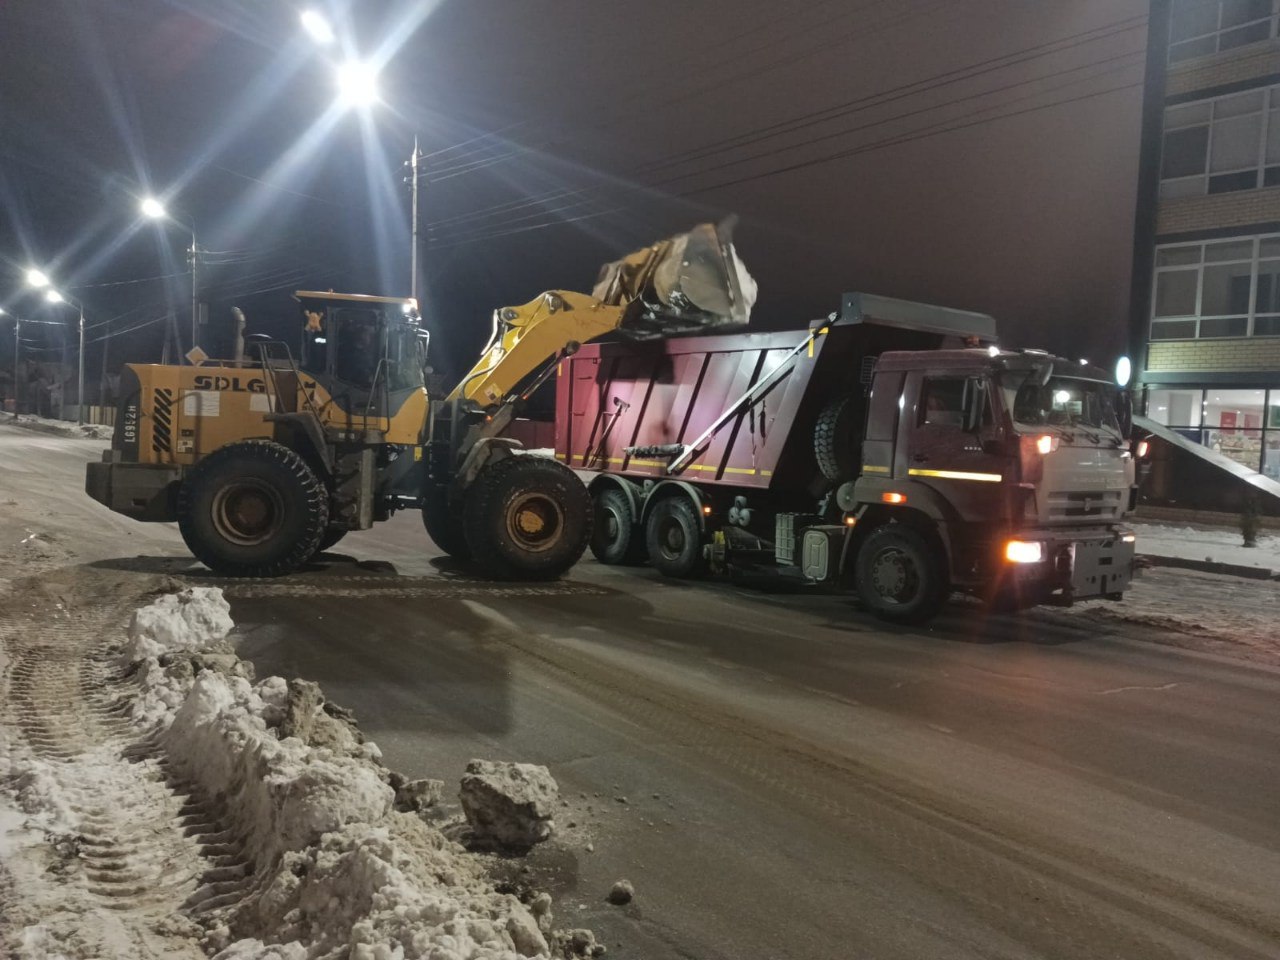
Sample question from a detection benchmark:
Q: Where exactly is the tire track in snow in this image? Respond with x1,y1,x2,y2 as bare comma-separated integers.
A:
0,594,209,955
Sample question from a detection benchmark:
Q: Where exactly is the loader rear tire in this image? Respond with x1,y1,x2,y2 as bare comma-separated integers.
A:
590,487,646,565
178,440,328,578
422,486,471,561
464,456,590,580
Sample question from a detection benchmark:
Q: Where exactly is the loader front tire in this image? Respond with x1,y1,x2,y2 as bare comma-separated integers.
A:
422,485,471,561
464,456,590,580
178,440,329,578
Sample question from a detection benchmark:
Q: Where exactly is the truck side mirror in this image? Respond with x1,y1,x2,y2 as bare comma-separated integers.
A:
1118,389,1133,437
962,378,985,433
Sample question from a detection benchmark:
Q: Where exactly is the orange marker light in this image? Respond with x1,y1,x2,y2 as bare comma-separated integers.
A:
702,505,712,515
1036,434,1055,455
1135,440,1149,458
881,492,907,505
844,515,857,526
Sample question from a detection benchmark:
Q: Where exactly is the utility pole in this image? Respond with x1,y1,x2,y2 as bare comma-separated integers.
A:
407,136,425,303
189,226,200,353
77,303,85,424
11,315,18,419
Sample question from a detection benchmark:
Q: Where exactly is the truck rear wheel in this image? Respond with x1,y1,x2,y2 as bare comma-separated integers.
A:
177,440,329,578
645,497,707,579
854,523,948,624
422,485,471,561
590,487,645,564
464,456,590,580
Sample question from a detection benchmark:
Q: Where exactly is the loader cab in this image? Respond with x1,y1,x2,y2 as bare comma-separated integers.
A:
295,290,427,426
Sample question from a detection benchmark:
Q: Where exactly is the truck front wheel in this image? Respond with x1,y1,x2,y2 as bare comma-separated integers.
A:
464,456,590,580
645,497,707,579
854,524,948,624
177,440,329,578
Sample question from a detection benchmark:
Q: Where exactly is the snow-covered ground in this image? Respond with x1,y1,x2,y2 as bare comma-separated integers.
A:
1132,521,1280,573
1067,566,1280,666
3,412,113,441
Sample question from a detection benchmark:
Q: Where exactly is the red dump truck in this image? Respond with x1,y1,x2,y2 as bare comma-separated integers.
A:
553,292,1139,622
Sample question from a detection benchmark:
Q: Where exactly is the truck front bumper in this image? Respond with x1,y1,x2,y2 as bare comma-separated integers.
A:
1001,526,1136,603
86,454,182,522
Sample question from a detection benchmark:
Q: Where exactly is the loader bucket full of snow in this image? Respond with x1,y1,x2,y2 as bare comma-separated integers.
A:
592,220,758,339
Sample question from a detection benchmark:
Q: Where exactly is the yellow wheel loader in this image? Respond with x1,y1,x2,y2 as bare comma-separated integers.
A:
85,222,755,579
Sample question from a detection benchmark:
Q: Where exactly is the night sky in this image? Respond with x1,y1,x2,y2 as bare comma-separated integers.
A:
0,0,1148,381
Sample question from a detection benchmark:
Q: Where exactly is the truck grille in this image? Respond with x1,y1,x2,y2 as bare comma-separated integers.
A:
1047,490,1123,520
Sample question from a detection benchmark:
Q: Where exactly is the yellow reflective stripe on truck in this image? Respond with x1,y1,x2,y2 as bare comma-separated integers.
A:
908,468,1003,483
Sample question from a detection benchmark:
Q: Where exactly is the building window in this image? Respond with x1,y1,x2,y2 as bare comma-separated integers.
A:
1147,387,1279,475
1160,87,1280,198
1151,234,1280,339
1169,0,1278,64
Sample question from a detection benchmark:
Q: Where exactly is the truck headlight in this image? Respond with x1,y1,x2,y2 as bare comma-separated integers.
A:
1004,540,1043,564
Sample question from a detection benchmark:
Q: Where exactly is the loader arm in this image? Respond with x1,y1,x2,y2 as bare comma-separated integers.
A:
447,290,630,407
446,220,757,411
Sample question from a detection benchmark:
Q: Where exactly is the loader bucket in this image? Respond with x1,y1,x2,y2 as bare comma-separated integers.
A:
592,220,758,339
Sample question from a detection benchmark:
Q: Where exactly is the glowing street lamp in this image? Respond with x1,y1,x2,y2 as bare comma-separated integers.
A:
25,269,86,424
141,195,200,352
336,60,379,108
301,9,335,45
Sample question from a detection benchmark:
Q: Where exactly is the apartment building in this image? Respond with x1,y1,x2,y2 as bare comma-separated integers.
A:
1132,0,1280,488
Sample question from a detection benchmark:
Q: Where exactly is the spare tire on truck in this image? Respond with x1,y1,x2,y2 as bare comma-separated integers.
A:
814,396,860,483
177,439,329,577
464,456,591,580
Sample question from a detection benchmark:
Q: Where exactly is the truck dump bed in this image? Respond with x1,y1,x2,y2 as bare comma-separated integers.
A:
554,293,996,495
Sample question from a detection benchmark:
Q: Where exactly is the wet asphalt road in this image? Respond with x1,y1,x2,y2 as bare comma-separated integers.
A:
225,511,1280,960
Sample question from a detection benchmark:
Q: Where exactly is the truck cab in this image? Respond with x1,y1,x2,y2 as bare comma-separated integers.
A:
850,348,1137,613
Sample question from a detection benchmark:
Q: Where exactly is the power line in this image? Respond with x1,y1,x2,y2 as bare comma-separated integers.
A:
436,47,1144,244
423,0,933,178
430,13,1146,238
430,73,1143,251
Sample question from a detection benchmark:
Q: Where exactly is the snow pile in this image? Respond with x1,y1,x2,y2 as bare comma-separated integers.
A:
460,761,559,849
164,672,391,872
124,587,234,661
104,588,583,959
216,818,552,960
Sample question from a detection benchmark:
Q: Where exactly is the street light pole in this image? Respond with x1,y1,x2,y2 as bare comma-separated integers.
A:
77,303,85,425
409,136,424,303
190,223,199,353
141,198,198,355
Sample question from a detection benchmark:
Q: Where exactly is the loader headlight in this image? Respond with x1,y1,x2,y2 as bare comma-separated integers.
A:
1004,540,1043,564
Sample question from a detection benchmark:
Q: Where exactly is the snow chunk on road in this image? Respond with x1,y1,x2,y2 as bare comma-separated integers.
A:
460,760,558,849
125,587,234,661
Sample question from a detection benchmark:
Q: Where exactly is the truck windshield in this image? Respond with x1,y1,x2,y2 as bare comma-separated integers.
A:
1001,373,1121,434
